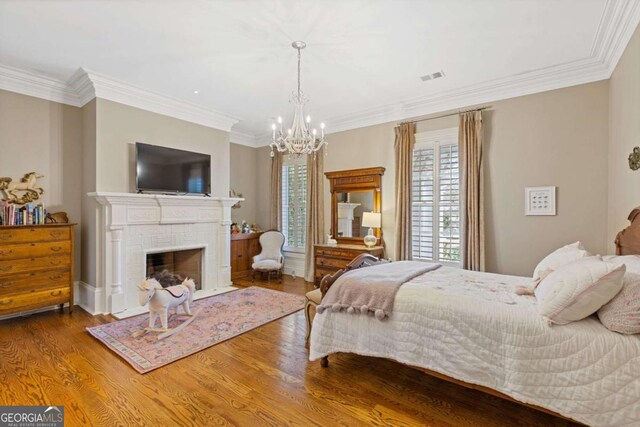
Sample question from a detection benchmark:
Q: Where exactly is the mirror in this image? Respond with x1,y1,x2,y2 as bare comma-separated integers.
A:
325,167,385,245
336,191,374,238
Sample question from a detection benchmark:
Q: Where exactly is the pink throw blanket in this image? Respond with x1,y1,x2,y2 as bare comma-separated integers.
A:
316,261,441,320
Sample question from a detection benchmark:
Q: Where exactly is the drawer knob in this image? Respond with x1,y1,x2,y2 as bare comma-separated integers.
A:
50,231,63,238
50,290,62,296
49,274,63,281
50,260,62,266
0,234,12,240
0,299,13,306
50,246,62,252
0,250,13,256
0,266,12,272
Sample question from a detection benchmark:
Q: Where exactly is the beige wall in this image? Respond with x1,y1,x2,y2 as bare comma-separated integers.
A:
81,99,98,286
256,146,273,230
256,81,610,276
0,89,83,278
608,23,640,250
230,143,258,225
95,99,230,196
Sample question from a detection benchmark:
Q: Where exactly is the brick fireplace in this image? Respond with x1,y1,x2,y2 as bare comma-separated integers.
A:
85,192,241,316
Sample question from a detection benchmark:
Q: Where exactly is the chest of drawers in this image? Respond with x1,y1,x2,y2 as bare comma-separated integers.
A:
314,244,384,286
0,224,75,316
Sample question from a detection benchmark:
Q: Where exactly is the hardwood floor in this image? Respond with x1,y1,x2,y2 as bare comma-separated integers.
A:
0,275,579,427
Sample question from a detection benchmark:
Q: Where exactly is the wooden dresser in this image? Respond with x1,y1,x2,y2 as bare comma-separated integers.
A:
0,224,75,316
314,244,384,286
230,232,263,280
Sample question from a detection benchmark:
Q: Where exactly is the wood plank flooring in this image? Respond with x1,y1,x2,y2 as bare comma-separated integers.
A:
0,275,580,426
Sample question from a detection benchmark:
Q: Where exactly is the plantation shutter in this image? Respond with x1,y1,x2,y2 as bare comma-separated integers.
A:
411,128,461,266
281,157,307,249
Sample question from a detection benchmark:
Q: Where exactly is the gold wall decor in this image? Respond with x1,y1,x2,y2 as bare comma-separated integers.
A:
0,172,44,204
629,147,640,171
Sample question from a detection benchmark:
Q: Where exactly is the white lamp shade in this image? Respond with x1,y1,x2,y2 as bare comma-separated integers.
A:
362,212,381,228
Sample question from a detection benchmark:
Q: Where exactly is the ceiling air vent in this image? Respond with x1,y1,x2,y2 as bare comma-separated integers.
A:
420,70,445,82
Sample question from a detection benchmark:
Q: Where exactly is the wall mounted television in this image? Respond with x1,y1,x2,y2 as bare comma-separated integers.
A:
135,142,211,195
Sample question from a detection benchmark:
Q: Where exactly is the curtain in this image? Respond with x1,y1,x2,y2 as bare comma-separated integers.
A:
394,122,416,260
459,111,485,271
304,149,325,282
270,151,283,231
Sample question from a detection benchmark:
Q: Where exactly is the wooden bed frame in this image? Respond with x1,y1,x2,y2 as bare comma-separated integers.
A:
317,254,577,421
317,209,640,422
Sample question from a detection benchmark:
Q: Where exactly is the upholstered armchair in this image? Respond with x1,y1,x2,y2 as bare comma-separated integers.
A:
252,231,285,282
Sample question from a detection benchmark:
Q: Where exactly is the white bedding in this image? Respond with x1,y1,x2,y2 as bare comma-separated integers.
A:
309,265,640,426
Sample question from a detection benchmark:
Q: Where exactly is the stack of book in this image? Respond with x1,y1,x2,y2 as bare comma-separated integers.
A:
0,202,46,226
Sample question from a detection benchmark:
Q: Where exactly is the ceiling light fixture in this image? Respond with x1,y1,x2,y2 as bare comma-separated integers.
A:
193,90,199,94
270,41,326,157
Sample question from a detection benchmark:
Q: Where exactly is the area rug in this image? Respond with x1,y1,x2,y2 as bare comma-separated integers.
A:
87,286,304,373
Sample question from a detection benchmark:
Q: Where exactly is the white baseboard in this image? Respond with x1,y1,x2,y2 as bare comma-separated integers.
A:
75,281,105,315
283,251,306,278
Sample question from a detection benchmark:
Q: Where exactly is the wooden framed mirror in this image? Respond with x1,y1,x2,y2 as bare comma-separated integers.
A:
325,167,385,245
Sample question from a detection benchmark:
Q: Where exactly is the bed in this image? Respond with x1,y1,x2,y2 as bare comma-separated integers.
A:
310,228,640,425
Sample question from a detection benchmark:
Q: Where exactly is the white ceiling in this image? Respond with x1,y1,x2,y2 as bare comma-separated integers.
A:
0,0,639,146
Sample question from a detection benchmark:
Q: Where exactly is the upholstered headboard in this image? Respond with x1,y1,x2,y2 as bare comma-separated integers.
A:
615,208,640,255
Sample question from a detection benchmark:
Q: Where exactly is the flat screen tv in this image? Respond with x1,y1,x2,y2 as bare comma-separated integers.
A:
135,142,211,194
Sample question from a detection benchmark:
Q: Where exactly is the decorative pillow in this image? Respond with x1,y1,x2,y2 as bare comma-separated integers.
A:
535,257,625,325
533,241,590,281
598,272,640,334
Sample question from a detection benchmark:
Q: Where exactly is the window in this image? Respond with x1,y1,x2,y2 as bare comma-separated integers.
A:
282,156,307,250
412,128,461,266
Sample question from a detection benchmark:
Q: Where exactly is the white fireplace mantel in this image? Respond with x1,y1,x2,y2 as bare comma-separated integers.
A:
86,192,242,315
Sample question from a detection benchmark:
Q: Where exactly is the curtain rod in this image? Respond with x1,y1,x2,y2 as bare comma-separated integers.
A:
400,106,492,125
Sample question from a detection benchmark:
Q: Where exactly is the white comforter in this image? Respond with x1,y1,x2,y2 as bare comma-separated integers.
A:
309,266,640,426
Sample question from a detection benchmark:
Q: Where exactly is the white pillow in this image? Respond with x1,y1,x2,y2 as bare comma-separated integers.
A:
602,255,640,274
533,241,590,281
535,257,625,325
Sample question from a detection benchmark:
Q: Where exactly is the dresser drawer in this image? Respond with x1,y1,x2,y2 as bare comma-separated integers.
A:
0,270,70,295
0,241,70,261
315,248,355,259
316,257,349,269
0,286,70,315
0,255,70,276
0,227,70,244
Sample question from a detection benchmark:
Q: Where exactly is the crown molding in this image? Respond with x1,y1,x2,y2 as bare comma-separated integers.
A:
1,66,239,132
78,68,239,131
0,64,83,106
323,0,640,134
230,129,260,147
1,0,638,139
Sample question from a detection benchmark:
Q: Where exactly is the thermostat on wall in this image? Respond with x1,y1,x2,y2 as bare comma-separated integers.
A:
525,186,556,216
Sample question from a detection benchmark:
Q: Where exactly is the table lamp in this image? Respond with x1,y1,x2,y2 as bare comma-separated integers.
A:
361,212,381,248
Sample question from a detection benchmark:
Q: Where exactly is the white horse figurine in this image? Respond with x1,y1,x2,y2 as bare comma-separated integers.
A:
0,172,44,203
135,277,197,339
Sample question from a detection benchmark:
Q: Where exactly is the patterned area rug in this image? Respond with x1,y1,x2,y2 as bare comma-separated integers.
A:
87,286,304,373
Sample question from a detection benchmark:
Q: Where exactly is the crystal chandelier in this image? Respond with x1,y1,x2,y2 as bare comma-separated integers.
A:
270,41,327,157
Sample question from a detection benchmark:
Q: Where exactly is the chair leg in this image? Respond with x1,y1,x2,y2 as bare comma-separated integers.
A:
304,299,313,348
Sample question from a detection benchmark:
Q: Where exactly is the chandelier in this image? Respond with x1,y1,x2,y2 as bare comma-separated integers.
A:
270,41,327,157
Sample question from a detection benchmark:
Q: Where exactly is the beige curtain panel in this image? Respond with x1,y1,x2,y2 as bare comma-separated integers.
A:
459,111,485,271
270,152,283,231
394,122,416,260
305,149,325,282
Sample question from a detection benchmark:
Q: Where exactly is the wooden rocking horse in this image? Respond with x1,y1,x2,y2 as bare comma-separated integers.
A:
132,277,199,340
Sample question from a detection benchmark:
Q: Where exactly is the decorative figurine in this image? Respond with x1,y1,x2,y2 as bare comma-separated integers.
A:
0,172,45,204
